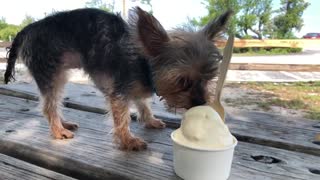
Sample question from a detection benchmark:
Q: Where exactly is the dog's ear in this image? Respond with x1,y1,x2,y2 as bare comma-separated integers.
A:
130,7,169,57
201,10,233,40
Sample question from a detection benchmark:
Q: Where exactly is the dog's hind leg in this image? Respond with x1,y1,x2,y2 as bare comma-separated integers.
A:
134,99,166,129
34,68,78,139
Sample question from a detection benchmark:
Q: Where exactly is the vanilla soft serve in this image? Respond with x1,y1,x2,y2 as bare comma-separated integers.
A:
173,106,233,149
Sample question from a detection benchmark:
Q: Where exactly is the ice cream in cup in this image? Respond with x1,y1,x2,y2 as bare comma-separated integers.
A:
171,106,237,180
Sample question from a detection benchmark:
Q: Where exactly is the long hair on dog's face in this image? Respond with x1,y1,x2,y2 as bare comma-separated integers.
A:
131,7,233,109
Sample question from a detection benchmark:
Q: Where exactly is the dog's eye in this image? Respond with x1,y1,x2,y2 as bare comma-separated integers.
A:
178,78,192,91
210,53,223,62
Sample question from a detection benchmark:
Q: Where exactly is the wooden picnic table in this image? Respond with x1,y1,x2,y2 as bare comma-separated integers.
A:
0,82,320,180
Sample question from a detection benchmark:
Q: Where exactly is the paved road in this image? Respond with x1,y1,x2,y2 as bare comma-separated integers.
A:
0,48,6,58
233,46,320,65
232,52,320,65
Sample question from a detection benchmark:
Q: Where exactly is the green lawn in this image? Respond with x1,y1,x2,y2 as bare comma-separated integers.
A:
228,81,320,120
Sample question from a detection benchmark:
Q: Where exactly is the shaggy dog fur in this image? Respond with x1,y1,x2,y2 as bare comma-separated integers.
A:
4,7,232,150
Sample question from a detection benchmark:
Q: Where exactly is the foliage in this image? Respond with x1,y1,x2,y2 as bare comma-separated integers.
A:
85,0,115,12
192,0,310,39
0,18,19,41
233,47,303,55
140,0,153,14
0,25,20,41
0,17,7,29
237,0,272,39
20,15,36,28
191,0,241,35
0,15,35,41
273,0,310,38
176,17,200,32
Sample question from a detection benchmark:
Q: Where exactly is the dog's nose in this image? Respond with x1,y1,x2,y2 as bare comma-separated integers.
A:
191,99,206,106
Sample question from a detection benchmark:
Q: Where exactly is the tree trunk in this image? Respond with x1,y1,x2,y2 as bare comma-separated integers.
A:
244,29,248,35
249,28,263,39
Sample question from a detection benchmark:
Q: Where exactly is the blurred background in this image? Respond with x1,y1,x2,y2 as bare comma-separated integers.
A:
0,0,318,41
0,0,319,120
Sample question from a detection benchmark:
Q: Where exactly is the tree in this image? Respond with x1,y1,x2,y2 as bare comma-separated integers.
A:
237,0,272,39
140,0,153,14
0,25,19,41
20,15,36,28
273,0,310,38
0,17,7,30
191,0,241,36
176,17,200,32
85,0,115,12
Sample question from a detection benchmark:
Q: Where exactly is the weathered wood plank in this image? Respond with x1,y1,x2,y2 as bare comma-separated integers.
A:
226,107,320,156
1,95,320,180
0,94,178,180
1,82,319,156
0,153,76,180
0,82,180,122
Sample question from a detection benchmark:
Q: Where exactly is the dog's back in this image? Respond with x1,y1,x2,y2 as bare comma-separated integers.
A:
4,8,134,85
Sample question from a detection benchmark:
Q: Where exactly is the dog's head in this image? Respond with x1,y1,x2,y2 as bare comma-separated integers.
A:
130,7,233,109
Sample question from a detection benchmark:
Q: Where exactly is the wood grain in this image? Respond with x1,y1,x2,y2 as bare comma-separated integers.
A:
1,82,319,156
1,94,320,180
0,82,181,122
0,153,75,180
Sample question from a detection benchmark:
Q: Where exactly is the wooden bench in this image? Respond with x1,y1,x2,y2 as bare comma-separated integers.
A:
0,153,75,180
1,82,320,179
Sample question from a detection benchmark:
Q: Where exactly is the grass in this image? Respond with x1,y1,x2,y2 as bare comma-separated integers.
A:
232,47,303,56
235,81,320,120
256,101,272,111
306,110,320,120
233,51,292,56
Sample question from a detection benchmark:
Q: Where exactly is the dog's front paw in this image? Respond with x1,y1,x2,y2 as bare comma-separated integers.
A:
120,136,147,151
61,121,79,131
145,118,166,129
51,128,74,139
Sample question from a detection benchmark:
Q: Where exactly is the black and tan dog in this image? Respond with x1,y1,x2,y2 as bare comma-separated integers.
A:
4,7,232,151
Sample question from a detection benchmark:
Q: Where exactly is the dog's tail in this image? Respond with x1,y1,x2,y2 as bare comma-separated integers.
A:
4,31,24,84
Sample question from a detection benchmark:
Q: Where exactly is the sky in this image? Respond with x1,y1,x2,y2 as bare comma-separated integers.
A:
0,0,319,37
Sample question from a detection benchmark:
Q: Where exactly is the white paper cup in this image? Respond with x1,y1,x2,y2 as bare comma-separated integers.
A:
171,131,237,180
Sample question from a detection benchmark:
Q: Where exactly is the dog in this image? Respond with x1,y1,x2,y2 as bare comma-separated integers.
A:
4,7,232,151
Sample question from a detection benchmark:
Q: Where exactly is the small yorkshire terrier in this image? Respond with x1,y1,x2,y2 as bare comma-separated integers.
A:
4,7,232,150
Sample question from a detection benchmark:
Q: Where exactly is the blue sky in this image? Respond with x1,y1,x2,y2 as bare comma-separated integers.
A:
0,0,318,37
295,0,320,36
